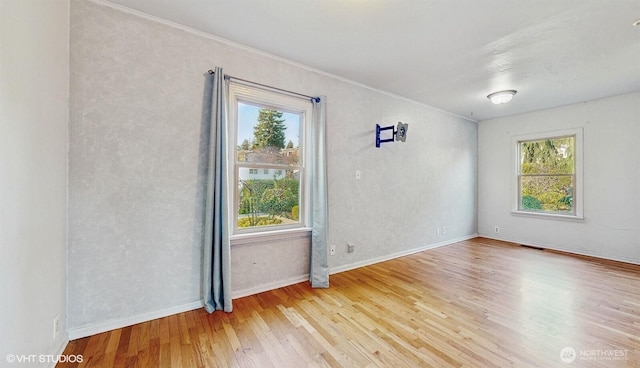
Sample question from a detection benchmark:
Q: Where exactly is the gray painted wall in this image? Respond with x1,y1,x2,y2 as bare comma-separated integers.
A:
0,0,69,364
478,92,640,264
68,0,478,333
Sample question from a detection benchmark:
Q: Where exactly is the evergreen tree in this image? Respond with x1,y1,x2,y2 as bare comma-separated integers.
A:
252,109,286,149
239,138,251,151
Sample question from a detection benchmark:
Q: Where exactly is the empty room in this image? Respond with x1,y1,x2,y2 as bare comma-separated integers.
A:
1,0,639,367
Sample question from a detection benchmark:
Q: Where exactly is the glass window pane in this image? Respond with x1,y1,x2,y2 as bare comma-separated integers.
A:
520,137,574,174
237,169,300,229
520,175,574,212
237,102,301,166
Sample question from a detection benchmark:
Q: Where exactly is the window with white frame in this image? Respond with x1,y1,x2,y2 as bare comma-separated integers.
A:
514,128,583,219
228,83,312,234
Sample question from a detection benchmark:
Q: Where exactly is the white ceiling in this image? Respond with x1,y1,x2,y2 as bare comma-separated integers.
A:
107,0,640,121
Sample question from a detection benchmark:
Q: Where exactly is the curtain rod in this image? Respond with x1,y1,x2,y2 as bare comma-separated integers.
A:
207,70,320,103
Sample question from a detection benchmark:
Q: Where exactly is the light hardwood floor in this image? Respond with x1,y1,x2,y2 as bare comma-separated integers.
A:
58,238,640,367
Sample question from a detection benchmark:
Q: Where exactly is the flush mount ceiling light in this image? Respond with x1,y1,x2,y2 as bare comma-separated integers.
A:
487,90,517,104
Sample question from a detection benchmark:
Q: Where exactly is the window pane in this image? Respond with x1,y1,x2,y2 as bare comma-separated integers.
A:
520,137,574,174
237,102,301,166
237,169,300,229
520,175,574,212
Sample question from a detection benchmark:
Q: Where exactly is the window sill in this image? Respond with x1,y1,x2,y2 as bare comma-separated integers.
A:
511,211,584,222
230,227,312,247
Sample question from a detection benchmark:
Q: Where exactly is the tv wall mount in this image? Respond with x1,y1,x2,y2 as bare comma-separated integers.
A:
376,122,408,148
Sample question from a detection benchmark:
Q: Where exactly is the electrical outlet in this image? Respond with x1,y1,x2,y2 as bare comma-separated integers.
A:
355,170,361,180
330,245,336,255
442,226,447,235
495,226,500,233
53,314,61,340
347,242,354,253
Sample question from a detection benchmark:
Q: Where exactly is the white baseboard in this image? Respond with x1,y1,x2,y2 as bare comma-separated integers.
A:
330,233,479,275
478,234,640,265
67,301,203,340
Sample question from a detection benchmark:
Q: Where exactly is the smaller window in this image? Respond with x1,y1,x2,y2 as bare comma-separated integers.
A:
249,169,258,174
263,169,269,174
513,129,583,220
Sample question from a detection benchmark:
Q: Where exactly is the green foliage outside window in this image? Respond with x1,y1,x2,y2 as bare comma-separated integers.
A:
519,136,575,213
237,216,282,228
236,106,302,229
238,177,299,228
521,195,542,210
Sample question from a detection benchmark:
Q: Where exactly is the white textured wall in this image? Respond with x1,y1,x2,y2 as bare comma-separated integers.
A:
68,0,477,334
0,0,69,365
478,93,640,264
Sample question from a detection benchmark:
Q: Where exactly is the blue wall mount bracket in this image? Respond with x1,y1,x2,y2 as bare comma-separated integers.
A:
376,122,408,148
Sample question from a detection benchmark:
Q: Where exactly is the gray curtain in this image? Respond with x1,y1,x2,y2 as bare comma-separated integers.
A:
310,96,329,288
202,67,232,312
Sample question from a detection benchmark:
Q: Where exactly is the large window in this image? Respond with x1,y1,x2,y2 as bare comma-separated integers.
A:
514,129,583,219
228,83,312,234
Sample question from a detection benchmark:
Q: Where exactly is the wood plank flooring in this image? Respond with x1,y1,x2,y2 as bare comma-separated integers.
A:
58,238,640,367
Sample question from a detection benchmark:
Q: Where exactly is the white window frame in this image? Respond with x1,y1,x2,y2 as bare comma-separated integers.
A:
511,128,584,221
227,82,313,242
